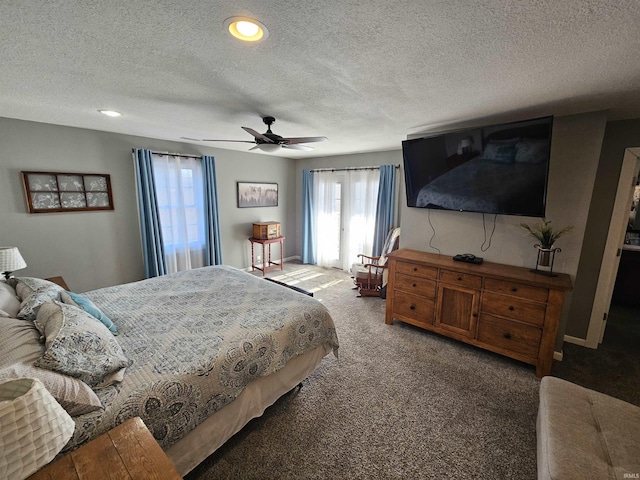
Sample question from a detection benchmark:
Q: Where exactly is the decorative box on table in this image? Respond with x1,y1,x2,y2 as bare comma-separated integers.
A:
253,222,281,239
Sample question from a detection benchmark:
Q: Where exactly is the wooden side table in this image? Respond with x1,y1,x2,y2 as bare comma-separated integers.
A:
28,417,182,480
249,236,285,276
45,276,69,290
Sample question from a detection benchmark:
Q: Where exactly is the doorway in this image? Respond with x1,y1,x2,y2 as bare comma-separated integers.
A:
315,173,344,269
586,147,640,347
313,169,379,271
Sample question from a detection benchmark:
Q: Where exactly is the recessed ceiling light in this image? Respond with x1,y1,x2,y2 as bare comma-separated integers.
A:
98,110,121,117
224,16,269,42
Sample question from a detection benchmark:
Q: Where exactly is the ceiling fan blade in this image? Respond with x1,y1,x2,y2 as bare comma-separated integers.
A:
282,136,328,144
180,137,254,143
282,144,314,151
242,127,274,143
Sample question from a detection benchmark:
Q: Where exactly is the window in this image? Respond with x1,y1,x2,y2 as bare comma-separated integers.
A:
152,154,206,272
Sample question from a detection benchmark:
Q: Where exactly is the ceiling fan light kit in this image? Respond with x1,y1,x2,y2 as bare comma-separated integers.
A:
257,143,281,152
224,16,269,42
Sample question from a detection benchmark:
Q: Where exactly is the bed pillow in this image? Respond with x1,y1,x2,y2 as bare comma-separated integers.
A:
0,281,20,318
481,141,518,163
0,316,102,416
34,301,130,388
60,290,118,335
10,277,62,300
515,138,550,164
10,277,65,321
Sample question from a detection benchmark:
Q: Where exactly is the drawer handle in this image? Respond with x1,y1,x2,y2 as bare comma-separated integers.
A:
503,333,512,340
410,305,416,310
508,306,515,311
511,287,518,292
457,276,463,281
413,267,418,272
472,313,478,318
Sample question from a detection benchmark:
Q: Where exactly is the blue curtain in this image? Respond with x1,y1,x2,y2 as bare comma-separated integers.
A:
133,148,167,278
372,165,396,256
202,156,223,265
301,169,316,264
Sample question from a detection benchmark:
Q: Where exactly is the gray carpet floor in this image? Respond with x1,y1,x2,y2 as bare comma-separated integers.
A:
185,262,639,479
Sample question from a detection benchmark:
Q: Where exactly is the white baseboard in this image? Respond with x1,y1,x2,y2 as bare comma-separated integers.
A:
553,335,589,362
564,335,587,347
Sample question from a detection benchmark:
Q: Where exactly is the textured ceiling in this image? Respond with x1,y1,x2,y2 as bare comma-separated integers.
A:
1,1,640,158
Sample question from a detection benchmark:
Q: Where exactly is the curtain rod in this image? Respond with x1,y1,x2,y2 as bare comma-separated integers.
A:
133,149,203,160
310,164,400,173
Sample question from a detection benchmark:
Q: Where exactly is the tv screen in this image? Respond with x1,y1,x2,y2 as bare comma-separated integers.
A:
402,116,553,217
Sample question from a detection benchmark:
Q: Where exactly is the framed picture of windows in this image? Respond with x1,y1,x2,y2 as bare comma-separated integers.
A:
237,182,278,208
21,171,114,213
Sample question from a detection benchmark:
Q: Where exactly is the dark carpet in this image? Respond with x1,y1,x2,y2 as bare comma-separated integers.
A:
185,263,639,479
551,303,640,406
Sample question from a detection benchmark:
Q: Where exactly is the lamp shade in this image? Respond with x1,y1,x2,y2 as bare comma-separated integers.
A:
0,247,27,275
459,137,473,148
0,378,75,480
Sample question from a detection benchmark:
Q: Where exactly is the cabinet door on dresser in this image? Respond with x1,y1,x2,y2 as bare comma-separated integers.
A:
435,270,482,338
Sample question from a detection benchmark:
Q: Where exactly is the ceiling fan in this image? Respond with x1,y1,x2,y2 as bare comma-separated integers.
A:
182,116,328,152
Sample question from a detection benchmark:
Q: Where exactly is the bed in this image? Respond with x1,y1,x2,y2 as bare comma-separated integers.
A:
415,125,551,216
0,266,339,476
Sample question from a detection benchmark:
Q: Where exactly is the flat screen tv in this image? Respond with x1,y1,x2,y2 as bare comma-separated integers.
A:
402,116,553,217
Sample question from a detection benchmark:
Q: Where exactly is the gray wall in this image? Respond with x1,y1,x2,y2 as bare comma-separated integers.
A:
566,118,640,339
0,117,295,292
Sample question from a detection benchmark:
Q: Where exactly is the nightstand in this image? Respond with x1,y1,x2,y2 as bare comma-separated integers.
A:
45,276,69,290
28,417,182,479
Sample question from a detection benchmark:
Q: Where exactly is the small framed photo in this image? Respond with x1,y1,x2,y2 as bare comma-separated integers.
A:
237,182,278,208
22,171,114,213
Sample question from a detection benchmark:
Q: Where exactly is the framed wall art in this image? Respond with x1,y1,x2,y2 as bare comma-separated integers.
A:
21,171,114,213
237,182,278,208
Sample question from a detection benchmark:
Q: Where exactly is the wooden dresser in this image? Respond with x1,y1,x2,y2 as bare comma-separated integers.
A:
385,249,573,377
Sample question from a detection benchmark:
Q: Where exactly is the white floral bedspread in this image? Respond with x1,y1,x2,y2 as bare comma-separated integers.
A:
62,266,339,452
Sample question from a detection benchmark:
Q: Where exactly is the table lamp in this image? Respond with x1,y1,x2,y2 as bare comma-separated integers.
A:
0,378,75,480
0,247,27,280
457,136,474,154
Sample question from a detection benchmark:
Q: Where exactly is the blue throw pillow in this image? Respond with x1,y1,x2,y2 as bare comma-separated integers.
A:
61,290,118,335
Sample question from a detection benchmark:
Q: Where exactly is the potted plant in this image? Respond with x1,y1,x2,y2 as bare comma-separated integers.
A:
520,219,573,266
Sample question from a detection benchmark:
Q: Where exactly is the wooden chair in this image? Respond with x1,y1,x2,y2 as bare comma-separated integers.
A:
351,227,400,297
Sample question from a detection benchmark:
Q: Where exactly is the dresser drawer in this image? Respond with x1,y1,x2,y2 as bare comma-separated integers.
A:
477,314,542,361
395,261,438,279
395,274,437,298
484,278,549,303
439,269,483,289
481,291,546,327
392,290,435,326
